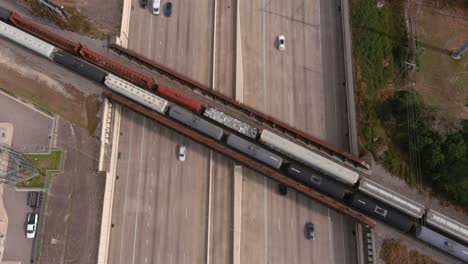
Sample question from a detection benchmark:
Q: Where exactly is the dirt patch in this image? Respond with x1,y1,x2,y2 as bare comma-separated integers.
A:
414,3,468,119
0,62,101,134
42,0,122,35
380,239,440,264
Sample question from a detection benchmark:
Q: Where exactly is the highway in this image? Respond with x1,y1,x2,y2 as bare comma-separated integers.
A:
108,108,211,264
108,0,359,263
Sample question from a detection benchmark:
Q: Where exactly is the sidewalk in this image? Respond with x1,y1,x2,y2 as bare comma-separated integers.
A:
0,123,13,262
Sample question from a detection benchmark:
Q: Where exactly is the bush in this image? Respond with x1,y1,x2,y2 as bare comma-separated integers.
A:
378,92,468,205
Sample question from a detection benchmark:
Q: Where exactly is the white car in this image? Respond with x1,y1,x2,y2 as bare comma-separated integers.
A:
152,0,160,15
278,35,285,51
26,213,38,239
178,145,186,161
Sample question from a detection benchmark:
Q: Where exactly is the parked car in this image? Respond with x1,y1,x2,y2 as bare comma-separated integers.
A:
141,0,148,8
26,213,38,239
152,0,160,15
27,191,39,208
178,145,186,161
278,35,285,51
164,2,172,17
305,222,315,240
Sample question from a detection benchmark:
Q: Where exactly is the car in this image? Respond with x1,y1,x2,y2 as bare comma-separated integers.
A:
152,0,160,15
141,0,148,8
278,184,287,196
164,2,172,17
178,145,186,161
305,222,315,240
27,191,39,208
26,213,38,239
278,35,285,51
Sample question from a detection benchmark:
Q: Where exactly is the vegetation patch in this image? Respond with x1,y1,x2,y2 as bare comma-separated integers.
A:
16,150,63,188
21,0,107,39
380,239,439,264
352,0,408,152
352,0,468,206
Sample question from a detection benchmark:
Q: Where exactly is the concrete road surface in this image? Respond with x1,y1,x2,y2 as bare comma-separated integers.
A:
127,0,214,86
108,109,212,264
0,92,53,153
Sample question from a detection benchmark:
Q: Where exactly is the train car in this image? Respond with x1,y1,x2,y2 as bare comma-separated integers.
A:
349,193,414,232
0,21,56,59
0,6,11,22
104,74,168,114
168,105,223,140
260,130,359,186
358,177,425,219
425,209,468,245
204,107,259,139
286,163,348,200
416,225,468,263
53,50,107,83
157,85,202,113
226,134,283,169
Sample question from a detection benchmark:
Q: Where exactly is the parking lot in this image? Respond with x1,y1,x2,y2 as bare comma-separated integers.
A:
0,91,54,263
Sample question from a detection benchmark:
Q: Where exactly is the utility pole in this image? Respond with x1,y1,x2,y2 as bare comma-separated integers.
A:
0,143,39,184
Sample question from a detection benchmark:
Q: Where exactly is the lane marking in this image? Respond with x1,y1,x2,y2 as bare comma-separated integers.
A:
118,110,136,264
327,208,334,263
132,117,147,264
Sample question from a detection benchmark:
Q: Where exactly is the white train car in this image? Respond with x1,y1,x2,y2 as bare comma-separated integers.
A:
0,21,56,59
104,74,168,114
260,130,359,185
358,177,425,218
425,209,468,244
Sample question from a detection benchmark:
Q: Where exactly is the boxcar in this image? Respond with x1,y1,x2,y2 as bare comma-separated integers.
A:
0,6,11,22
157,85,202,113
168,105,223,140
104,74,168,114
350,193,414,232
226,134,283,169
416,225,468,263
358,177,425,219
0,21,56,59
286,163,348,200
53,50,107,83
260,130,359,186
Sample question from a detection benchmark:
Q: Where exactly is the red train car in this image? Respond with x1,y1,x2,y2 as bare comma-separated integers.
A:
9,12,82,54
156,85,203,113
80,47,154,90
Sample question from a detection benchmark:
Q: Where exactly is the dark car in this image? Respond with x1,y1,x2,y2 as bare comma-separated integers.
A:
164,2,172,17
278,184,287,196
141,0,148,8
305,222,315,240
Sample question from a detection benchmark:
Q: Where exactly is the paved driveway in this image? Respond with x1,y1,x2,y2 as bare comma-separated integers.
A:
0,92,54,153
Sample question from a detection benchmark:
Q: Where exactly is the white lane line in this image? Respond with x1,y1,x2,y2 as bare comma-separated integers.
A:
132,117,147,264
206,151,213,264
148,13,154,58
328,1,340,143
327,208,334,264
341,215,347,263
263,177,268,264
118,111,136,264
262,0,267,113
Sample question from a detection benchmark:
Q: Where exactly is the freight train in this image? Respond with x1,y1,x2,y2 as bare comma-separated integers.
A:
0,7,467,262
